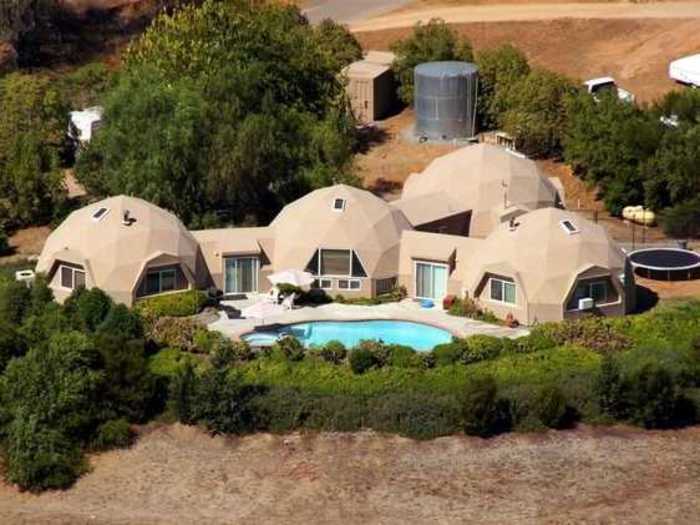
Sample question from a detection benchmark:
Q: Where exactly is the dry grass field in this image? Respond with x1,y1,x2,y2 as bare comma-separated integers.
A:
1,423,699,524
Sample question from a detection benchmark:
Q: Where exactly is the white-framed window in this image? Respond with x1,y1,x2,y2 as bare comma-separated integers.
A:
91,207,109,222
567,278,618,310
145,268,178,296
560,219,579,235
338,279,361,291
60,265,86,290
414,261,448,301
489,277,516,304
305,249,367,278
317,278,333,290
332,198,346,212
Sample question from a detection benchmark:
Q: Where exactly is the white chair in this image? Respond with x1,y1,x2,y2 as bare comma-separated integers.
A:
281,293,298,311
266,286,281,304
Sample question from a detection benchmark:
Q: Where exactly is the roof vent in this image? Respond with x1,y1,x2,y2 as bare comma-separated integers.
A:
122,210,135,226
332,198,346,212
91,207,109,222
560,219,580,235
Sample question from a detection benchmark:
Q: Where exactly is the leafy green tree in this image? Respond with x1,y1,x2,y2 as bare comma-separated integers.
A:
475,44,530,130
499,69,578,158
97,303,144,340
627,364,691,429
78,0,357,225
27,272,54,316
19,301,72,348
0,278,31,324
315,18,363,72
0,321,26,373
390,18,473,105
658,197,700,238
0,73,67,228
563,90,663,214
64,287,114,332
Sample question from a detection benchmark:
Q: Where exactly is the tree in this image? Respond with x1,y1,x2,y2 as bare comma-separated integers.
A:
315,18,363,72
0,225,8,255
0,321,26,373
0,278,31,325
0,73,67,228
475,44,530,130
390,18,473,105
462,375,508,437
97,303,144,340
64,286,114,332
563,90,663,215
78,0,357,226
499,69,578,158
626,364,692,429
658,197,700,238
595,354,626,419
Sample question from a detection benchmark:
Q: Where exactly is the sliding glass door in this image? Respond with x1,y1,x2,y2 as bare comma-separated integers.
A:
224,256,259,294
415,261,448,300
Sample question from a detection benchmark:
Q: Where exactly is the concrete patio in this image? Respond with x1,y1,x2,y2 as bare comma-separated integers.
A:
208,297,530,342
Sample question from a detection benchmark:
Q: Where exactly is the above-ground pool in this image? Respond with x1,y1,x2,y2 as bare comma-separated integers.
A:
629,248,700,281
243,320,454,351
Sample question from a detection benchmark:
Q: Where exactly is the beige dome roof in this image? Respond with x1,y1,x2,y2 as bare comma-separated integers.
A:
463,208,626,307
270,184,412,277
37,195,199,302
400,144,560,236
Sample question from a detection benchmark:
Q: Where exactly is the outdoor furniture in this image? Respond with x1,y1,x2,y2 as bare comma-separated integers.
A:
265,286,281,304
281,293,298,311
268,269,315,287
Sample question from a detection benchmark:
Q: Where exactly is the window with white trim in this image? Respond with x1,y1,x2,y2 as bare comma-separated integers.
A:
560,219,579,235
317,278,333,290
566,277,618,310
332,198,346,212
338,279,361,290
60,265,86,290
91,207,109,222
489,277,516,304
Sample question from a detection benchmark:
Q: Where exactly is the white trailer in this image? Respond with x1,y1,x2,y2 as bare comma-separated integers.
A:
669,54,700,87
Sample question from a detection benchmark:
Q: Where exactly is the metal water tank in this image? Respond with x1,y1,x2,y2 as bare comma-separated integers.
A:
414,61,479,140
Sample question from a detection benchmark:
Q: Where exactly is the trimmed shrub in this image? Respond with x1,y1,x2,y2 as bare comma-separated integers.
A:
313,340,347,365
463,335,504,363
349,346,378,374
433,340,467,366
462,375,509,437
386,344,419,368
273,336,305,362
135,290,207,320
366,392,461,439
515,330,557,353
148,316,204,352
92,418,133,450
532,384,572,429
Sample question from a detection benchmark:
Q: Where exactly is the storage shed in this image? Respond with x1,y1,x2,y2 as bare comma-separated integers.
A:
344,55,396,123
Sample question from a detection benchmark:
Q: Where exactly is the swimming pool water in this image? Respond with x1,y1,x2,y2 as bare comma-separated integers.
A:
243,320,453,351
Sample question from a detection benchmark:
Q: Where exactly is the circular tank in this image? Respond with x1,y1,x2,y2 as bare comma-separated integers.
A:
414,61,479,140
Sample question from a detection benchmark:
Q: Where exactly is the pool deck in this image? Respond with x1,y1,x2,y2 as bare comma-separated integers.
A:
208,297,530,341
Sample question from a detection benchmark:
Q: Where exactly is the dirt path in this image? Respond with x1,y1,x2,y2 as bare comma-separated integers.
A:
350,1,700,31
1,424,699,524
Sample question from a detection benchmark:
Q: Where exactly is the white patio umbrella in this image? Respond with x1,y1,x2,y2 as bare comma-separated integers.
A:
268,269,315,287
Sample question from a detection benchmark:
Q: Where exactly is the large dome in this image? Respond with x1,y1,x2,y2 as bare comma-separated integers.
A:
270,184,412,277
37,195,200,304
401,144,560,237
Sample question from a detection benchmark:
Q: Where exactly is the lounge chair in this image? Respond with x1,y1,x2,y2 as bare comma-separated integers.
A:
281,293,298,311
266,286,281,304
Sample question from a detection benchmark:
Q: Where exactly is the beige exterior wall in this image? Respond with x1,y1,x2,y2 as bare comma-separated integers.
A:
347,68,395,122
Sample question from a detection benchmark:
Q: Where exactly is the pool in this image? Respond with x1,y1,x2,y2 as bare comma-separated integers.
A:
242,320,453,351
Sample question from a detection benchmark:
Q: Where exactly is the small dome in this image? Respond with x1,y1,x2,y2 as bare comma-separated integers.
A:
270,185,412,277
37,196,199,303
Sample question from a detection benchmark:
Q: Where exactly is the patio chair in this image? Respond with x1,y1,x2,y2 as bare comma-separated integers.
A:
266,286,281,304
281,293,298,311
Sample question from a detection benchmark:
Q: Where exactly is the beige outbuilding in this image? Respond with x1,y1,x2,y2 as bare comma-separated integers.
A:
36,195,204,306
343,51,396,123
398,144,562,237
269,184,412,296
461,208,635,324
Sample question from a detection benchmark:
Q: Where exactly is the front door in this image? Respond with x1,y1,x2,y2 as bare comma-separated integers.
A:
224,256,259,294
415,261,448,301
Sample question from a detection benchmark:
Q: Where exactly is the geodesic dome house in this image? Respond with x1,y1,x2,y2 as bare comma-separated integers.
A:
269,184,412,296
36,195,205,306
399,144,561,237
461,208,635,324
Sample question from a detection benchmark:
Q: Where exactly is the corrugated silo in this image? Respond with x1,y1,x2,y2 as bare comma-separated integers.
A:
414,61,479,140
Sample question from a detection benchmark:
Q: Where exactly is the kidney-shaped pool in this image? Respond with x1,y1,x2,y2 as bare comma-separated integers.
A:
242,320,453,351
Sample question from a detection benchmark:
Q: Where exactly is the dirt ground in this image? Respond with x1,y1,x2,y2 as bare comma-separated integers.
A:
1,423,699,524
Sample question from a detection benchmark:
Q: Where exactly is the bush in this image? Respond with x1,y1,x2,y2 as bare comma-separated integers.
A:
0,321,26,373
0,278,31,324
315,18,363,71
64,287,114,332
448,296,500,324
366,393,461,439
211,340,254,368
386,344,419,368
463,335,504,363
135,290,207,320
147,316,205,352
273,336,305,362
658,197,700,238
313,340,347,365
92,418,133,450
432,340,467,366
97,304,143,340
531,318,631,353
626,364,694,429
595,354,627,419
0,226,9,255
349,346,378,374
532,384,572,429
5,415,85,492
391,19,473,105
462,375,509,437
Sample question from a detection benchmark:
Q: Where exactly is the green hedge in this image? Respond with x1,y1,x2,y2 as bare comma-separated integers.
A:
135,290,207,319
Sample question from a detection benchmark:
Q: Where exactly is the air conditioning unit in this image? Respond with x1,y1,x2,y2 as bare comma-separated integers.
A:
578,297,594,311
15,269,36,287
